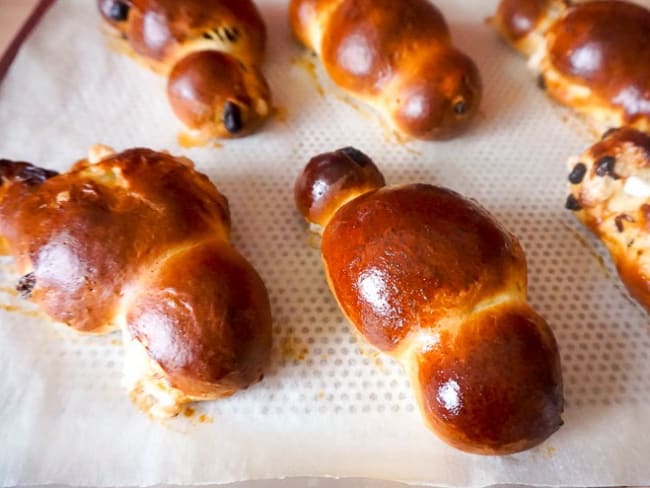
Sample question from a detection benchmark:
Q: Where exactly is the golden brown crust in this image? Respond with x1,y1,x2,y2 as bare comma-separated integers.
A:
0,149,228,332
390,48,482,140
320,0,450,97
494,0,650,132
167,50,271,138
322,184,527,352
127,240,271,398
0,148,272,413
97,0,272,139
493,0,557,52
289,0,336,49
99,0,266,65
416,303,563,454
297,149,564,454
294,147,386,227
567,127,650,312
545,1,650,129
289,0,482,140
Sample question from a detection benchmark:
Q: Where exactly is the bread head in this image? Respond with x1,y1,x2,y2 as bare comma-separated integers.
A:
294,147,386,228
493,0,567,55
167,50,271,137
389,48,482,140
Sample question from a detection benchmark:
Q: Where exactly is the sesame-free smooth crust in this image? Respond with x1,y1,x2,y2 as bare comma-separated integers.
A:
289,0,482,140
322,184,526,352
317,182,563,453
546,1,650,128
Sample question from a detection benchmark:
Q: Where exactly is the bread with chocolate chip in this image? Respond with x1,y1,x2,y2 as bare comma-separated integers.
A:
98,0,272,139
566,127,650,311
0,146,272,417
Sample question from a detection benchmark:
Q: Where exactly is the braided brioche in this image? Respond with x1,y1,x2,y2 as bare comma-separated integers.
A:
295,148,563,454
493,0,650,133
0,147,272,417
566,127,650,312
289,0,482,140
98,0,272,139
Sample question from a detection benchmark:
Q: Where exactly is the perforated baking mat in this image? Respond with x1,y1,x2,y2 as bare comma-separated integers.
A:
0,0,649,486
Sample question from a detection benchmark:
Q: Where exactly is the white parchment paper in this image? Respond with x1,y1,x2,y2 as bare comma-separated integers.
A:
0,0,649,486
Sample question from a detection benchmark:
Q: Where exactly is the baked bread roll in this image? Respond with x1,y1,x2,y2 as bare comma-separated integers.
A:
98,0,272,139
289,0,482,140
295,148,564,454
493,0,650,133
0,146,272,417
566,127,650,312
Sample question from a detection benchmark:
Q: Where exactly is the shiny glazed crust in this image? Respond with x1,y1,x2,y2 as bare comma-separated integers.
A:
99,0,266,66
295,149,564,454
289,0,482,140
294,147,386,228
492,0,567,56
493,0,650,133
0,147,272,416
566,128,650,312
98,0,272,138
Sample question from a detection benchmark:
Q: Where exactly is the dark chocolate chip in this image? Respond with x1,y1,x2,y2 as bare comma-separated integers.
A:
537,74,546,91
108,1,129,21
0,160,58,186
16,272,36,298
339,147,372,167
615,214,634,232
17,164,58,186
0,159,13,184
454,100,467,115
595,155,618,178
565,194,581,211
223,101,243,134
615,217,624,233
224,28,237,42
568,162,587,184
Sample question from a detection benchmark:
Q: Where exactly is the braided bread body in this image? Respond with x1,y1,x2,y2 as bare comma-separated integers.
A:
0,147,272,417
295,148,563,454
566,127,650,312
98,0,272,139
289,0,482,140
493,0,650,133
